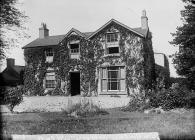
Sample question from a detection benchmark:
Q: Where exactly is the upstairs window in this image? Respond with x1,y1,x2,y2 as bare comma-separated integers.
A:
70,44,79,54
106,33,119,54
107,47,119,54
45,48,54,63
106,33,118,43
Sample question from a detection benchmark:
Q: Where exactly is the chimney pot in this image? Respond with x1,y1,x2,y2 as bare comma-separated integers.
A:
141,10,148,29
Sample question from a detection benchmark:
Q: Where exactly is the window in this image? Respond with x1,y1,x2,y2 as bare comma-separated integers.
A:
101,66,125,91
45,72,56,88
106,33,118,43
45,48,54,63
106,33,119,54
70,44,79,54
107,47,119,54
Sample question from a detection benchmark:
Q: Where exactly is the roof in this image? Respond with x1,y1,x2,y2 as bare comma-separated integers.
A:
0,65,24,86
23,35,66,48
23,19,148,49
87,19,148,39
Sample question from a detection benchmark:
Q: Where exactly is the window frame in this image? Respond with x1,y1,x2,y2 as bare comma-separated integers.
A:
45,48,54,63
106,33,118,43
101,66,125,92
45,71,56,88
69,43,80,54
106,32,120,55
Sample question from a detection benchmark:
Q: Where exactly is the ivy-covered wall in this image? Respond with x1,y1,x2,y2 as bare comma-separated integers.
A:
23,22,155,97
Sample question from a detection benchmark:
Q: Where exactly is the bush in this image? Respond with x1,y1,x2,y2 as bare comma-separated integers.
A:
149,83,195,110
3,86,24,111
121,96,151,112
44,87,64,96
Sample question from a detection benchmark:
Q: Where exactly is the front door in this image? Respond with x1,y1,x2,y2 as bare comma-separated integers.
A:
70,72,80,96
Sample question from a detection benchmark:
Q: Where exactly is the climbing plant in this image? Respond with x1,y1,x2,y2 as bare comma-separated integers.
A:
23,22,155,97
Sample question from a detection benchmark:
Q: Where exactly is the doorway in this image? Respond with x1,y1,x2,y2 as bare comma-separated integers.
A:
70,72,80,96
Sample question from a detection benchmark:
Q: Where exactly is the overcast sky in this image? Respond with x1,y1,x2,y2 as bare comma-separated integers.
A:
5,0,184,77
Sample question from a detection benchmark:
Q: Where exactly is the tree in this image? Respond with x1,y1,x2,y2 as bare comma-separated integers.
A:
170,0,195,89
0,0,28,60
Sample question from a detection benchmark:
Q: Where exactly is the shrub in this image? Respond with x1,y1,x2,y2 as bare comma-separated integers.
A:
52,87,64,96
121,95,151,112
3,86,24,111
44,87,64,96
66,99,108,117
149,83,195,110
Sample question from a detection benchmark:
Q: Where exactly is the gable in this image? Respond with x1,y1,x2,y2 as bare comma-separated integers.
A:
88,19,148,39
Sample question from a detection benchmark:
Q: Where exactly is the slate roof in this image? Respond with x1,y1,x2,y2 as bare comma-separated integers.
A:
23,19,148,49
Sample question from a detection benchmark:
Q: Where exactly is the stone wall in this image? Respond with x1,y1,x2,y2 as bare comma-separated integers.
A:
13,96,131,112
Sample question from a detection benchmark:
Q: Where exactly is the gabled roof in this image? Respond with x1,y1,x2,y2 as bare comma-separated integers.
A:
22,30,93,49
87,19,148,39
23,19,148,49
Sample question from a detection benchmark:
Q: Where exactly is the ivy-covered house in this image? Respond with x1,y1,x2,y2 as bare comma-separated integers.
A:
23,10,155,97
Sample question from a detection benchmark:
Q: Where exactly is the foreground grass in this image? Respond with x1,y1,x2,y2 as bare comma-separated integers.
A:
1,109,195,140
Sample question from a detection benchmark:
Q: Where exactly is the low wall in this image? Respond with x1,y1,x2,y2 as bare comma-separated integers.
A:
11,133,160,140
13,96,131,113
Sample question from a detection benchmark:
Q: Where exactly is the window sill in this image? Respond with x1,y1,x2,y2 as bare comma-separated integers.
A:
103,54,120,57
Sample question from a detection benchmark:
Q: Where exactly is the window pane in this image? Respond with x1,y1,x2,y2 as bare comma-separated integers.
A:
70,44,79,49
108,47,119,54
108,71,118,79
107,33,118,43
102,80,107,91
46,49,53,56
102,68,107,78
70,44,79,53
120,80,125,91
46,80,55,88
108,81,119,90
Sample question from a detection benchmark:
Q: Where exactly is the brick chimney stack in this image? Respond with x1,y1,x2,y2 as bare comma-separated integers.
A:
7,58,15,69
141,10,148,29
39,23,49,38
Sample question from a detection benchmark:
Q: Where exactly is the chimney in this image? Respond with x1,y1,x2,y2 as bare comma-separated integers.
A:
7,58,15,68
39,23,49,38
141,10,148,29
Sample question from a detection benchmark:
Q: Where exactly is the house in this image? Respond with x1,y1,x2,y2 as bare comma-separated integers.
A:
22,10,156,97
0,58,24,86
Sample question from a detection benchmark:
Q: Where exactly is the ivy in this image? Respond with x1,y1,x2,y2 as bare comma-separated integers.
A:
24,22,155,97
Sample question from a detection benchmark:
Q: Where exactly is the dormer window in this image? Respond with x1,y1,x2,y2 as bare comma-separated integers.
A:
70,44,79,54
106,33,119,54
69,42,80,59
45,48,54,63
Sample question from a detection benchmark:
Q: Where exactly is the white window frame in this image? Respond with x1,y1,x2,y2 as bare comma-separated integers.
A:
70,43,80,54
45,72,56,88
106,33,120,54
101,66,125,92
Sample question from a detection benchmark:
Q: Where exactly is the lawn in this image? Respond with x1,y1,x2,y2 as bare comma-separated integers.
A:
1,108,195,140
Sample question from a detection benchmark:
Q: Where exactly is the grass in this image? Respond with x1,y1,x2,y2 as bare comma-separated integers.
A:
1,109,195,140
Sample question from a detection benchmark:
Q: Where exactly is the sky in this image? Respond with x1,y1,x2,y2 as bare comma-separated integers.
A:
3,0,184,77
